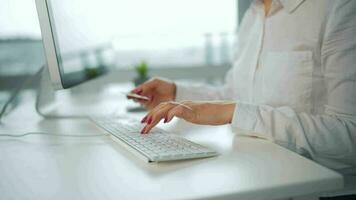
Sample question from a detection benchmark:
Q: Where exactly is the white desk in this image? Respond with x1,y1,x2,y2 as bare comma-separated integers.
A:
0,86,343,200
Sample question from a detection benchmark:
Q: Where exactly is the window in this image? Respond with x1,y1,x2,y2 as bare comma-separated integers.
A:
109,0,237,68
0,0,43,76
0,0,237,78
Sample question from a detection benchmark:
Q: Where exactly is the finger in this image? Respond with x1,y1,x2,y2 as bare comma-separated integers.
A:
141,114,165,134
127,96,150,102
128,97,148,106
140,96,164,111
130,89,155,107
141,115,148,123
141,96,159,110
131,88,143,94
126,95,139,103
140,101,169,123
137,99,148,104
139,94,153,103
142,103,176,134
141,101,171,123
131,79,158,95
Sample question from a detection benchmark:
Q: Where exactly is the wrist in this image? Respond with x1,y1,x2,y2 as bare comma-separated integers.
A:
221,102,236,124
171,82,177,101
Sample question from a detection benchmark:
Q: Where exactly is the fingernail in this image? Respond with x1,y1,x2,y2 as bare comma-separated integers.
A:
133,88,142,93
147,117,152,124
141,116,147,123
141,127,145,134
164,117,167,123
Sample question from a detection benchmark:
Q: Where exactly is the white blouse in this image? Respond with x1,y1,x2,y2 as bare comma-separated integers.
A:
176,0,356,173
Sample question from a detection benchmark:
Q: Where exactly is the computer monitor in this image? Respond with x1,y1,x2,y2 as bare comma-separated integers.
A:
35,0,108,90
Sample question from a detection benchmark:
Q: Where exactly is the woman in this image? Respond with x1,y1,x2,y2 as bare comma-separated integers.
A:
130,0,356,178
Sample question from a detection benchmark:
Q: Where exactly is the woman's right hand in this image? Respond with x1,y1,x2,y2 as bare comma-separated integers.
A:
129,78,176,110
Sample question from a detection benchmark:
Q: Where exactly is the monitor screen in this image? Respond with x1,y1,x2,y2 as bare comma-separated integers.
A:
45,0,111,88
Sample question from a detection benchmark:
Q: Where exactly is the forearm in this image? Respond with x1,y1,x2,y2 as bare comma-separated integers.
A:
231,103,356,170
194,101,236,125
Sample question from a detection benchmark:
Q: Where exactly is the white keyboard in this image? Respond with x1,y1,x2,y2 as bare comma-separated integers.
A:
91,117,218,162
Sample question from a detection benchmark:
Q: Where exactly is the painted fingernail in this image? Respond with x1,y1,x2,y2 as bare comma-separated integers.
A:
164,117,168,123
141,116,147,123
147,117,152,124
133,88,142,93
141,127,146,134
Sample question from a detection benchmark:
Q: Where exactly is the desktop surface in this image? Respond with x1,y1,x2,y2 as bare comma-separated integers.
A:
0,83,343,200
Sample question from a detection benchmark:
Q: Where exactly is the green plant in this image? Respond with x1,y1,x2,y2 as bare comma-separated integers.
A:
134,61,149,77
84,67,99,78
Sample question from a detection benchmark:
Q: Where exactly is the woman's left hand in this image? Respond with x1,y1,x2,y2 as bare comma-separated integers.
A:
140,101,236,134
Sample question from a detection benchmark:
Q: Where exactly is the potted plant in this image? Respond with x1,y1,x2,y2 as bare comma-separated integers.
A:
134,61,150,86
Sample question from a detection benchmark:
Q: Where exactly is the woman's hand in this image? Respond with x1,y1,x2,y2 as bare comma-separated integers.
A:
129,78,176,110
140,101,236,134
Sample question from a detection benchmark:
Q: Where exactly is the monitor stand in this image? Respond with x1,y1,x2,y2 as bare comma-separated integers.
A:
35,66,124,119
35,66,57,118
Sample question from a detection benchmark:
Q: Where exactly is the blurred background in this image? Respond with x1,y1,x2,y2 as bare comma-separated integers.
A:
0,0,252,107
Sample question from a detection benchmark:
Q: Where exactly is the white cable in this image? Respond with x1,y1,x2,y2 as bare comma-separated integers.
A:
0,131,109,138
0,66,45,122
0,65,91,120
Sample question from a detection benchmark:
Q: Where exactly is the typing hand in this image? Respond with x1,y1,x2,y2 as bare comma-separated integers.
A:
129,78,176,110
140,101,236,134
